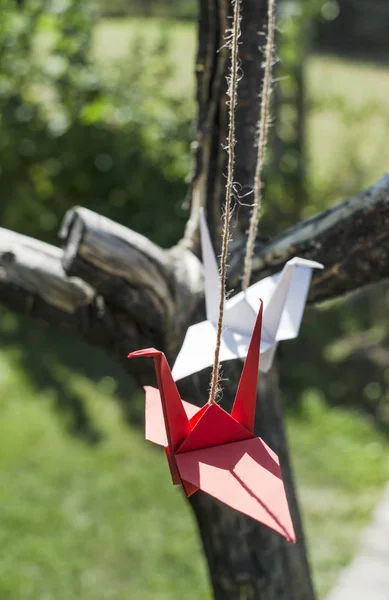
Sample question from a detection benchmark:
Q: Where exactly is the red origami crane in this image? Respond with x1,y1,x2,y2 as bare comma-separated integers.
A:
129,301,295,543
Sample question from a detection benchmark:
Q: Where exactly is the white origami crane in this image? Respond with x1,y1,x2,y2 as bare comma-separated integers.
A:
172,211,323,381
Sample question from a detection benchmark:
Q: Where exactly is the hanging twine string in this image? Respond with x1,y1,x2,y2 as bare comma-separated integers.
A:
242,0,276,291
208,0,241,404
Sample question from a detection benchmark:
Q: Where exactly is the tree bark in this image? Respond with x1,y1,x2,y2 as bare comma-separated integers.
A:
183,0,269,249
58,207,203,360
0,227,134,366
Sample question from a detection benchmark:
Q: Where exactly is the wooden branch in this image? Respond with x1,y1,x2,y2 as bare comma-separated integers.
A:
229,174,389,303
0,228,146,370
0,228,94,314
59,207,204,356
57,173,389,351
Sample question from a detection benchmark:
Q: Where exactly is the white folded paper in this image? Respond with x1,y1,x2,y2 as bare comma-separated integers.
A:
171,211,323,381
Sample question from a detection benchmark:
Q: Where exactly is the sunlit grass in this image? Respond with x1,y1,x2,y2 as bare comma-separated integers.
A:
1,336,389,599
0,349,211,600
287,390,389,597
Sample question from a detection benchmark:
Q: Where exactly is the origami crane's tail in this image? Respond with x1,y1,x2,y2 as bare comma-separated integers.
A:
128,348,191,453
231,300,263,433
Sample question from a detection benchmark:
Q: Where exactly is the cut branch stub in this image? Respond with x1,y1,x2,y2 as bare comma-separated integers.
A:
0,227,94,314
0,227,164,378
0,227,109,345
59,207,204,355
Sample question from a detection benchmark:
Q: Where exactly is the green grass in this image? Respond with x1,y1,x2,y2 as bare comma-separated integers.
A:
1,338,389,600
287,391,389,598
0,350,210,600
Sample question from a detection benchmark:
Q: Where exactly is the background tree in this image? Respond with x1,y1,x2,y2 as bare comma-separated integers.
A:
1,0,389,598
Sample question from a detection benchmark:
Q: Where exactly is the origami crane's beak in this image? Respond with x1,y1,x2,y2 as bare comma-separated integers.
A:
128,348,160,359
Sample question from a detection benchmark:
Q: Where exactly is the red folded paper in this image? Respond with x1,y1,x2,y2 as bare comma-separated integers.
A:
129,300,295,543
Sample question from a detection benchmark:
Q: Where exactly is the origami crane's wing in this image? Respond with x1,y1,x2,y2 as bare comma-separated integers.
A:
175,437,295,543
141,386,201,496
231,300,263,433
129,348,191,453
144,385,202,447
200,208,220,325
222,295,258,335
257,344,277,374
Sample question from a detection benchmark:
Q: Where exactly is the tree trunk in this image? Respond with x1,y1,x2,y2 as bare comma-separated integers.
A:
178,0,316,596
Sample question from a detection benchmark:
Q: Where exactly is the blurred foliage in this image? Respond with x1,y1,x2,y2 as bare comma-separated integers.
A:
0,0,191,247
314,0,389,61
93,0,389,63
0,0,193,439
93,0,196,20
263,0,347,232
282,286,389,436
